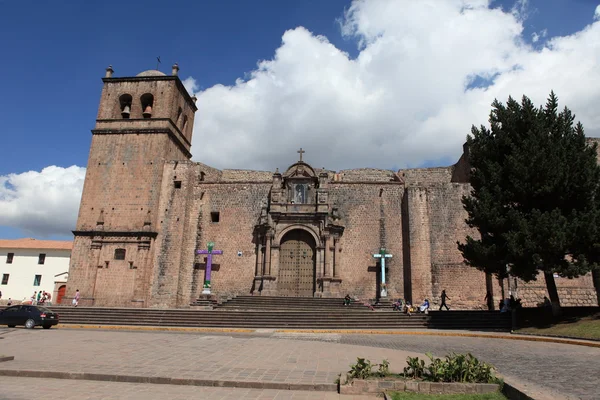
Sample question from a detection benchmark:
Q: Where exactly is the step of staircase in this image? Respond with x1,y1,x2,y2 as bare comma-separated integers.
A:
24,296,512,331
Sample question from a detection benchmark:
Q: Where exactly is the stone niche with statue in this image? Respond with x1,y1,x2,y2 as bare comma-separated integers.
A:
253,157,345,297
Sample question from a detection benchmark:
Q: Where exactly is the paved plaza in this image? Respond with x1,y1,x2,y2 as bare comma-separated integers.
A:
0,327,598,399
0,377,373,400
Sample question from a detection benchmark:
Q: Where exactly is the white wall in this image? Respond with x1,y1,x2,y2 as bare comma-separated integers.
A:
0,248,70,303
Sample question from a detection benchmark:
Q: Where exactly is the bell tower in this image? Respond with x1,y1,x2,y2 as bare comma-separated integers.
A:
66,64,198,307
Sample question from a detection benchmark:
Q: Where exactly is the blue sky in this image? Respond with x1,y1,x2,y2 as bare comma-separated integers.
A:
1,0,600,239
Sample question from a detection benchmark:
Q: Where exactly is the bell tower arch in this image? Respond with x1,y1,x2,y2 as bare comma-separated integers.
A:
66,64,198,307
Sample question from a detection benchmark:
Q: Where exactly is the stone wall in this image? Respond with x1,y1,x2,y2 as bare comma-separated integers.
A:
399,167,453,187
517,274,597,307
404,183,489,308
329,182,405,300
335,168,401,182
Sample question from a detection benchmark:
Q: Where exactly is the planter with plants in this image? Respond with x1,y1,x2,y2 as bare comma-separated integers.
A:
339,353,502,395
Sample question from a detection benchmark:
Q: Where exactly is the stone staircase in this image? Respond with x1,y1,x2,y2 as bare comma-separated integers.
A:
29,296,511,331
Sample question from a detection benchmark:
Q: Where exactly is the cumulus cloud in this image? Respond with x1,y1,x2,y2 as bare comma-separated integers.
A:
0,166,85,237
182,76,199,96
532,29,547,43
190,0,600,171
595,5,600,21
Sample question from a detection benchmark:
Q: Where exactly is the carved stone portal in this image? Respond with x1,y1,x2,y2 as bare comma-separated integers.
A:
254,157,344,297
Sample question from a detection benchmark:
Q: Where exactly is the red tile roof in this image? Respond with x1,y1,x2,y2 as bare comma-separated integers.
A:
0,238,72,250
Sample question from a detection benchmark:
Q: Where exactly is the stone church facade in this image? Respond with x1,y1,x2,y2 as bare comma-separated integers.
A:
65,66,598,309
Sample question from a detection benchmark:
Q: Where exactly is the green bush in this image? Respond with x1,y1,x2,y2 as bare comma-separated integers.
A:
345,357,391,383
403,352,500,384
344,353,500,385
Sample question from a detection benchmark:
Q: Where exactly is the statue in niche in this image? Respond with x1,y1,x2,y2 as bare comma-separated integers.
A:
293,183,307,204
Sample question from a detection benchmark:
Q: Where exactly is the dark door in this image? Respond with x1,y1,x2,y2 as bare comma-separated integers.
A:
57,285,66,304
278,230,316,297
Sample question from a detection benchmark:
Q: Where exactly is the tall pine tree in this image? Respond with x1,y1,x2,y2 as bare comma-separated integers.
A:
458,92,600,312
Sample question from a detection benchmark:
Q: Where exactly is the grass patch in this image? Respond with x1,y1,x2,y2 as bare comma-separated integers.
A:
388,392,507,400
518,314,600,340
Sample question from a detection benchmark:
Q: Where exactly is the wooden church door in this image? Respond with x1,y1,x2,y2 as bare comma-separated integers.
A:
278,230,316,297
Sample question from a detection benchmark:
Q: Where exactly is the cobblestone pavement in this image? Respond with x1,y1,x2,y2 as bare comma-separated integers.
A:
0,377,374,400
1,327,597,399
338,334,600,400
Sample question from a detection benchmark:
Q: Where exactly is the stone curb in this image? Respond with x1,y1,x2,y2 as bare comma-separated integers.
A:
0,369,337,392
274,329,600,348
0,356,14,363
340,379,499,395
379,382,547,400
501,382,536,400
59,324,255,334
514,331,600,343
57,324,600,348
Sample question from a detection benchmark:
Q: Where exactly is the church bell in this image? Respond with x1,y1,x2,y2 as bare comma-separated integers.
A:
121,104,131,118
143,105,152,118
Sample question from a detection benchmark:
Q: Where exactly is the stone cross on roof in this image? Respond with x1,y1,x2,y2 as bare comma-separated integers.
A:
297,147,305,162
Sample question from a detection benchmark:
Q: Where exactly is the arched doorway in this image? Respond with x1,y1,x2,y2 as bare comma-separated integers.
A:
278,229,316,297
56,285,66,304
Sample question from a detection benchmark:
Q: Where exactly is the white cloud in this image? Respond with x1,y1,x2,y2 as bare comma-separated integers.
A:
0,166,85,237
182,76,199,96
595,5,600,21
191,0,600,171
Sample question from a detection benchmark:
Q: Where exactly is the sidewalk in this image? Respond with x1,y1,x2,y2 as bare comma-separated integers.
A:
0,328,421,390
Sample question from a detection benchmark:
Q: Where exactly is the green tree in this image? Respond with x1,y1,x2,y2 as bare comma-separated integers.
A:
458,92,600,312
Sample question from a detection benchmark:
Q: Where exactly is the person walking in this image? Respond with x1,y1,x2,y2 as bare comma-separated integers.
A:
73,289,80,307
439,290,450,311
484,291,494,311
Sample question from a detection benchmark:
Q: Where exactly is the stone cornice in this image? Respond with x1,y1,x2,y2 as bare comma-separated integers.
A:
95,118,191,147
73,230,158,238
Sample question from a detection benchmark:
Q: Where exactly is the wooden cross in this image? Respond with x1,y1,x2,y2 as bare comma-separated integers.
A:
196,242,223,294
373,248,392,297
297,147,305,162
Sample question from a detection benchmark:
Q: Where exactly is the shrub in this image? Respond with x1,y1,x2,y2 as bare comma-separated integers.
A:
404,352,501,384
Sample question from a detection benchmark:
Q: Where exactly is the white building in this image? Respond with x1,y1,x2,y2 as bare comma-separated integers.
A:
0,238,72,305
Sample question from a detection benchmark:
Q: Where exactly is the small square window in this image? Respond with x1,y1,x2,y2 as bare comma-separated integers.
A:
1,274,8,285
211,212,220,223
33,275,42,286
114,249,126,260
6,253,14,264
38,254,46,265
174,181,182,189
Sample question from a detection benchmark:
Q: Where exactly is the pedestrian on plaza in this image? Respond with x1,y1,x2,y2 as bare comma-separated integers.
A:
6,298,11,306
484,291,493,311
439,290,450,311
36,291,42,304
31,291,37,305
73,289,80,307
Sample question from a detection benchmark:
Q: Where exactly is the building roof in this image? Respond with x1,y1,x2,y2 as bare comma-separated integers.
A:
0,238,72,251
136,69,167,77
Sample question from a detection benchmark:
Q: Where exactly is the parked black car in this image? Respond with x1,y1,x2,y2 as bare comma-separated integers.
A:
0,305,59,329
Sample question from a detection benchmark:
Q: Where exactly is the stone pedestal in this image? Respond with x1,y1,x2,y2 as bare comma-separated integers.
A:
320,277,343,297
260,275,277,296
191,293,216,309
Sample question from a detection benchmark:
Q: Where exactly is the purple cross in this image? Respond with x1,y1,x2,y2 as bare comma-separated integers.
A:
196,242,223,293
